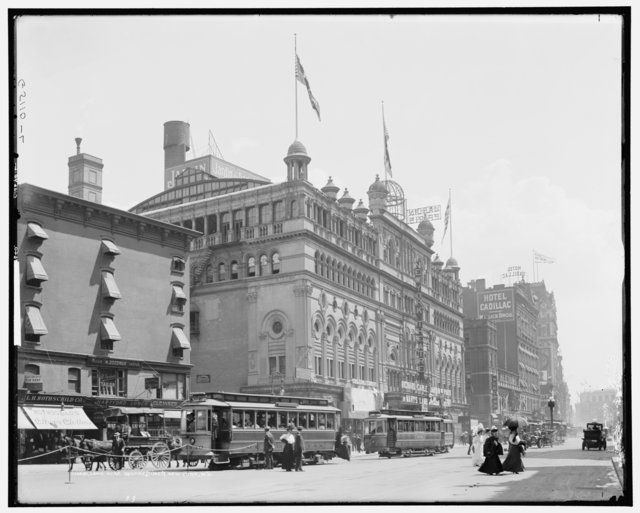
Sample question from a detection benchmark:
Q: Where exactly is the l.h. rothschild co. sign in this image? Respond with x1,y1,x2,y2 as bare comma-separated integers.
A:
477,289,514,321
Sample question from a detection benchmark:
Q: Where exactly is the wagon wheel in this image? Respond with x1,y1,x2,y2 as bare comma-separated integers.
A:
128,450,147,470
150,441,171,469
108,455,122,471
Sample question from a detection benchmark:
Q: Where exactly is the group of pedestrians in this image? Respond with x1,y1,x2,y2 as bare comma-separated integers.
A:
470,424,526,476
262,424,305,471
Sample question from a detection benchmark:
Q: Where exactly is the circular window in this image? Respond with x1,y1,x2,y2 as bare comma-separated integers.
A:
313,320,321,333
272,321,283,335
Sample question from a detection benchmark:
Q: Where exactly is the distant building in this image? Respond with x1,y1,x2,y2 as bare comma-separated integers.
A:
574,389,617,427
131,121,468,432
16,143,198,440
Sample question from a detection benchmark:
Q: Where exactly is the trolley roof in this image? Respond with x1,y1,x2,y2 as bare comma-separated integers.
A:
365,411,442,421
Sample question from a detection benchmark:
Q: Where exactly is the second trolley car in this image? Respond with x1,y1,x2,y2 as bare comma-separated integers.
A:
363,409,450,457
178,391,346,469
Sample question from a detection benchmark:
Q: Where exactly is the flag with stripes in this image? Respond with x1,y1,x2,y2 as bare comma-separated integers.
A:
383,112,392,177
441,197,451,243
533,250,555,264
296,54,321,121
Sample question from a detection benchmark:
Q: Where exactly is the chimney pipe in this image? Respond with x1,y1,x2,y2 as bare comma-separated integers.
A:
75,137,82,155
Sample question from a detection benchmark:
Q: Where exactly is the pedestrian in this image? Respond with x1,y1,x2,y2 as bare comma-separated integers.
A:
263,426,275,469
294,426,305,471
355,433,362,453
502,426,526,474
279,425,295,471
478,426,504,475
111,431,126,471
471,424,485,467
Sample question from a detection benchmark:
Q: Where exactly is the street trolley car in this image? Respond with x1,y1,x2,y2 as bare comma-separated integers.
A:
363,409,448,457
178,392,346,469
101,407,182,470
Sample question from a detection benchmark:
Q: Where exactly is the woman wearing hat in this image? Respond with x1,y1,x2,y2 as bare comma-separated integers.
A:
471,424,485,467
502,422,526,474
478,426,504,475
279,425,295,471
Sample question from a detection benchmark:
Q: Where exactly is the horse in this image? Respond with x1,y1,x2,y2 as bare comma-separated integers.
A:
167,436,184,468
61,435,81,471
79,438,112,471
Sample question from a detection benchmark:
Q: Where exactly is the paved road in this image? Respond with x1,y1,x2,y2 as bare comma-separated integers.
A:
15,437,622,504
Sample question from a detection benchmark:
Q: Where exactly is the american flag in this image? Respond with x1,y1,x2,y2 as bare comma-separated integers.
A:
295,54,321,121
441,197,451,243
383,112,392,177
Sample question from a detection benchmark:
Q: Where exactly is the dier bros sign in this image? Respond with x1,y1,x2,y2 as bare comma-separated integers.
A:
477,289,514,321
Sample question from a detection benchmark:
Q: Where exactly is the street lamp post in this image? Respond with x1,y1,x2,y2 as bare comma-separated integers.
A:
548,396,556,447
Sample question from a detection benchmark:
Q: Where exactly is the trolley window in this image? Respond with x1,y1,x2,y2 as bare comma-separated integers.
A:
243,411,256,428
326,413,335,430
308,413,317,429
298,412,308,429
367,419,386,434
256,411,267,429
277,411,287,429
267,411,277,429
196,409,210,431
232,411,242,428
317,413,327,429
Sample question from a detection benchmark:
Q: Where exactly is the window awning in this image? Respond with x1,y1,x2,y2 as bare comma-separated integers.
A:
102,271,122,299
105,407,164,417
21,406,98,430
162,410,182,419
26,255,49,283
101,240,121,255
27,222,49,240
18,407,36,429
25,305,48,335
101,317,121,342
172,285,187,302
171,327,191,350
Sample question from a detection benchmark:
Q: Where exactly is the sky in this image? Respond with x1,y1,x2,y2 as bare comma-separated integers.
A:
14,12,625,406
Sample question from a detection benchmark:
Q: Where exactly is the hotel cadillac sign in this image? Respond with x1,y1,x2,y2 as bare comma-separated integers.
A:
477,289,515,322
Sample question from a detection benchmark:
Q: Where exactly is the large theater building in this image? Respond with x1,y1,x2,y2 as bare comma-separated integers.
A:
15,141,199,446
131,121,467,433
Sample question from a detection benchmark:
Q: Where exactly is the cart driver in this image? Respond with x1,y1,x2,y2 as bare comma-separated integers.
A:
139,423,151,437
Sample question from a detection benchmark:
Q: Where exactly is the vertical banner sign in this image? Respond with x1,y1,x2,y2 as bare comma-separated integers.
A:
477,289,515,321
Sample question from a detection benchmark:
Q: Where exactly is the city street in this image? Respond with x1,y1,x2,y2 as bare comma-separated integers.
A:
16,436,622,504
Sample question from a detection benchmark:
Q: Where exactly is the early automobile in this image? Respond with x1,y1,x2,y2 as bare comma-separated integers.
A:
582,422,606,451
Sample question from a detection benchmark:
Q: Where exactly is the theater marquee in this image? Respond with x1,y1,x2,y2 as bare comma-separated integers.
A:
477,289,515,321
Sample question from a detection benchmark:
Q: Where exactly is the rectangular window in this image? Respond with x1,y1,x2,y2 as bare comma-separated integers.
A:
259,204,272,225
350,363,356,380
369,367,375,381
91,368,126,397
338,361,345,379
360,365,366,380
89,170,97,184
269,356,277,375
160,373,187,400
278,355,286,375
327,358,334,378
190,311,199,334
315,356,323,376
68,368,81,393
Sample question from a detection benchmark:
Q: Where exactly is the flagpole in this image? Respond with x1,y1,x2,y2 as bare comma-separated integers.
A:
532,250,536,282
294,34,299,140
382,101,386,182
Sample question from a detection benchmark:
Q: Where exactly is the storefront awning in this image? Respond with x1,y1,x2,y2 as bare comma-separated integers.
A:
25,305,48,335
105,407,164,417
22,406,98,430
18,407,36,429
171,327,191,349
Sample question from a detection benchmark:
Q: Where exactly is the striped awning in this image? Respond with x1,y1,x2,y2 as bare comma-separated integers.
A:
25,305,48,335
18,407,36,429
171,327,190,349
101,271,122,299
101,317,121,342
27,222,48,240
26,255,49,284
172,285,187,302
101,240,121,255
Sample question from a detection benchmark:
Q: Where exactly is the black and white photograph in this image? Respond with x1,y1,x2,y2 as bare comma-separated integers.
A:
9,6,630,505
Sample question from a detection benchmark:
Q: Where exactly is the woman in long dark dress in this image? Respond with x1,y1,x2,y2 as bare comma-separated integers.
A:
478,426,504,475
502,427,525,474
279,426,295,471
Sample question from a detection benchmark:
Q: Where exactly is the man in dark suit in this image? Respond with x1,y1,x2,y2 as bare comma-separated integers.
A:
263,427,275,469
478,426,504,475
294,426,305,471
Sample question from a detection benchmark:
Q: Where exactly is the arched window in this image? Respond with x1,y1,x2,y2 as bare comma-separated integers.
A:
271,253,280,274
218,262,227,281
68,367,81,393
231,261,239,280
274,201,285,222
314,251,320,274
290,200,297,218
320,254,326,277
337,263,342,284
260,255,269,275
331,260,336,281
205,264,214,284
247,256,256,277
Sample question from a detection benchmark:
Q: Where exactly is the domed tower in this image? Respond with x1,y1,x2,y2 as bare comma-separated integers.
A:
284,140,311,182
367,175,388,214
417,218,435,248
321,176,340,201
353,199,369,221
432,254,444,271
444,257,460,281
382,179,407,221
338,189,355,210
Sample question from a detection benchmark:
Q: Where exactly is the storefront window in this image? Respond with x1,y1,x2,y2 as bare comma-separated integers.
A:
160,373,186,400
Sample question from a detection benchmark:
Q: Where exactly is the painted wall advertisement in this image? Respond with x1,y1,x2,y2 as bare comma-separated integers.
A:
477,289,515,321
